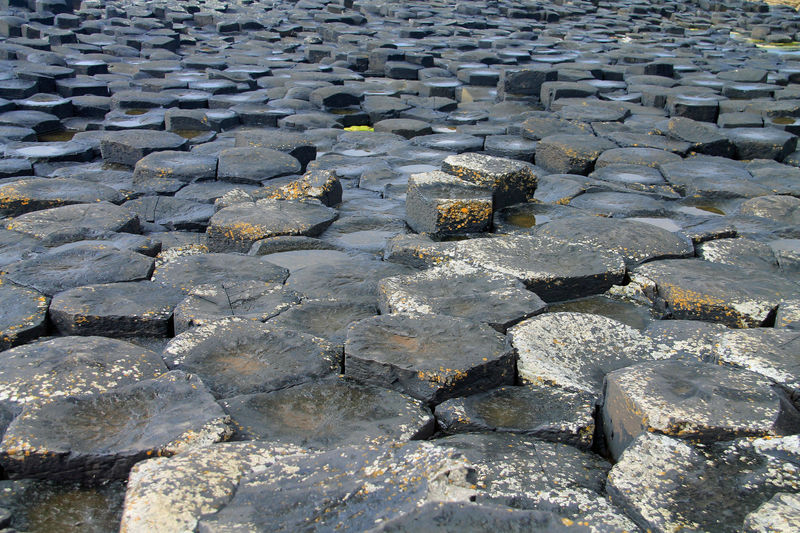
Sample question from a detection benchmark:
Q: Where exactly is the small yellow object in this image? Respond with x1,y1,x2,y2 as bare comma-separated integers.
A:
343,125,374,132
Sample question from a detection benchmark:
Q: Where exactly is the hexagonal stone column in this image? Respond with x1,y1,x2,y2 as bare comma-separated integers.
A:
602,360,800,461
345,314,514,405
405,171,493,236
440,153,538,210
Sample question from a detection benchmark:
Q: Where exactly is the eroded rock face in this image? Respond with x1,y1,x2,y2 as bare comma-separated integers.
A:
602,360,800,461
0,371,231,482
345,314,514,405
163,318,342,399
608,433,800,533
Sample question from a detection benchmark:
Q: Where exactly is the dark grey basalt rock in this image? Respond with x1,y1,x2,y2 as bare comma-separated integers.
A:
123,197,215,232
378,261,546,332
510,312,662,395
221,377,434,447
535,134,616,175
738,195,800,225
630,259,799,327
602,359,800,461
432,433,637,532
207,199,338,253
4,242,154,297
0,178,120,217
440,152,538,210
216,147,301,184
404,170,493,235
344,314,514,405
4,202,140,242
696,237,781,273
163,318,341,399
608,433,800,532
714,328,800,392
100,130,188,167
0,371,231,482
266,298,378,345
435,384,595,449
233,130,316,171
151,253,288,294
172,280,300,334
132,150,217,184
0,336,166,416
0,282,48,351
49,281,184,337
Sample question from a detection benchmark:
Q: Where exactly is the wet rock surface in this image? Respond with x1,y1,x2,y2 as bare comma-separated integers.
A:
0,0,798,529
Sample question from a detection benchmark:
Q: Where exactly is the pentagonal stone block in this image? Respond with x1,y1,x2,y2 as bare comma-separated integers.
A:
151,253,288,294
435,385,595,449
631,259,798,327
404,171,493,235
206,199,338,253
220,377,434,447
163,318,342,399
173,281,301,334
602,360,799,461
344,314,514,405
5,242,154,297
441,153,538,210
509,312,660,394
0,371,231,482
0,336,166,415
100,130,188,167
378,260,546,332
4,202,139,242
0,281,48,351
0,178,120,217
535,134,616,175
217,147,301,185
49,281,184,337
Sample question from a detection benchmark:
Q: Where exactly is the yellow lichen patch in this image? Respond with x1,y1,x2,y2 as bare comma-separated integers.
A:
343,126,374,132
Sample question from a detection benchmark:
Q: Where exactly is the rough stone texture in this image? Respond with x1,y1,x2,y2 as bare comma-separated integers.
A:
743,492,800,533
217,147,301,184
173,281,300,333
404,171,493,235
189,442,477,532
608,433,800,533
265,298,378,345
630,259,799,327
345,314,514,405
49,281,184,337
163,318,342,399
714,328,800,391
603,360,800,461
4,202,139,242
0,371,230,482
0,177,120,217
440,153,538,210
435,385,595,449
535,134,616,175
4,242,154,297
509,312,662,395
221,377,434,447
0,281,48,351
151,253,288,294
100,130,188,167
378,261,546,332
207,199,338,253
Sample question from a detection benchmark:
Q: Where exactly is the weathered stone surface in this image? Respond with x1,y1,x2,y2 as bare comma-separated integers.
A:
642,319,728,362
132,150,217,184
532,215,694,267
187,442,475,533
206,199,338,253
173,281,300,334
443,235,626,302
440,152,538,209
4,242,154,297
433,433,637,532
743,492,800,533
435,385,595,449
217,147,301,184
345,314,514,405
603,360,799,461
261,169,342,207
714,328,800,391
100,130,188,167
221,377,434,446
234,130,316,171
404,171,493,235
0,178,120,217
738,195,800,225
265,298,377,345
535,134,616,175
0,336,166,415
0,281,48,351
510,312,661,394
4,202,139,242
163,318,341,399
378,261,546,332
696,237,781,273
49,281,184,337
123,197,215,232
0,371,230,482
630,259,799,327
608,433,800,532
659,157,768,200
151,253,288,294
